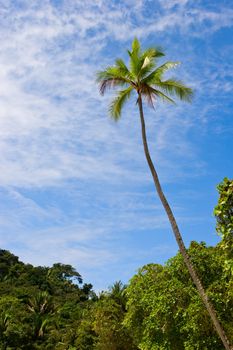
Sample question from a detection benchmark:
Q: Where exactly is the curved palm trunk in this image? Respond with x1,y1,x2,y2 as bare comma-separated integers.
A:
137,94,232,350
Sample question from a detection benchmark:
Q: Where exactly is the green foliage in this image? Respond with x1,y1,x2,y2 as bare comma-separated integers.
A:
0,249,95,349
214,178,233,275
93,290,137,350
74,317,96,350
1,181,232,350
0,244,232,349
97,38,193,120
124,243,233,350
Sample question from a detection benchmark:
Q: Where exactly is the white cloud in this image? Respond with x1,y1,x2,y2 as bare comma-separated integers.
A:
0,0,228,187
0,0,231,288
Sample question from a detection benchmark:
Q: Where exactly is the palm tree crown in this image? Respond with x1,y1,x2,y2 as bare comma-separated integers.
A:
97,38,193,119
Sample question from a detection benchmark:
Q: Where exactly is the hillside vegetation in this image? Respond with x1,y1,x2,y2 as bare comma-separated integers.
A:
0,178,232,349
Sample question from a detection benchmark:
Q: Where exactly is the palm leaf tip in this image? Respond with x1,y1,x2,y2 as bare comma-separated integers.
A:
132,37,140,53
183,88,193,102
96,70,116,95
99,79,110,95
176,85,193,102
96,71,106,95
142,47,165,60
158,79,193,102
96,70,106,83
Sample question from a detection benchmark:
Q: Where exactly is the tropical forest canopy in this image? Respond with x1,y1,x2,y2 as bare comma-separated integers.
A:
0,178,232,350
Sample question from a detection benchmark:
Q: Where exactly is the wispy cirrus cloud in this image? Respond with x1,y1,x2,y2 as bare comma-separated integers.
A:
0,0,232,289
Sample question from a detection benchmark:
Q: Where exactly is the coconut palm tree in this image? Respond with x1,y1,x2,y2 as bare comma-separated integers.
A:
97,38,232,350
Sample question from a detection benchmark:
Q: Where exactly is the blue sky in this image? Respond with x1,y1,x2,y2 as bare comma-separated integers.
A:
0,0,232,291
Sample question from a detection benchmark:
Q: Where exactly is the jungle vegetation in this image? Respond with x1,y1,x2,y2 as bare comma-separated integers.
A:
0,178,232,350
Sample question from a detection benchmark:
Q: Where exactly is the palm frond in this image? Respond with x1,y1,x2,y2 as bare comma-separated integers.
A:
98,78,128,95
155,61,180,77
141,85,156,108
141,85,175,106
132,38,140,56
142,61,180,85
127,50,140,79
129,41,164,81
96,66,129,81
149,87,176,104
128,38,145,78
142,47,165,60
109,87,133,120
97,67,130,95
140,58,156,80
155,79,193,102
139,48,165,79
115,59,132,79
